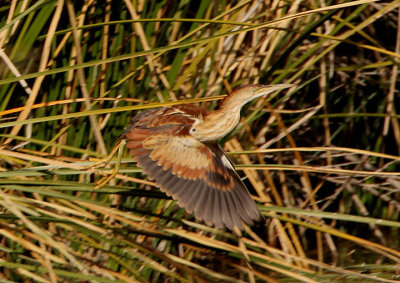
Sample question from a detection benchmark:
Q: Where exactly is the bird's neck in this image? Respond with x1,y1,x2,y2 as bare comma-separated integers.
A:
190,106,241,141
189,89,262,141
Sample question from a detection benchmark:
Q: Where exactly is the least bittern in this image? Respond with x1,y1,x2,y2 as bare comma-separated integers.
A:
125,84,292,231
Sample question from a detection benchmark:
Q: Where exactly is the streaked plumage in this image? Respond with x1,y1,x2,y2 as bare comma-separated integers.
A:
125,84,292,231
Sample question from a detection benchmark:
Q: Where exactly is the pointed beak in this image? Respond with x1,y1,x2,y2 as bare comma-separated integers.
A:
254,83,294,96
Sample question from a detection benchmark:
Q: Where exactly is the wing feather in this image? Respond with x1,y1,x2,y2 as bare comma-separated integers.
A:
175,179,196,208
219,190,234,229
230,189,254,224
191,182,209,220
200,186,215,225
125,107,261,231
227,191,244,230
184,181,205,216
212,190,224,229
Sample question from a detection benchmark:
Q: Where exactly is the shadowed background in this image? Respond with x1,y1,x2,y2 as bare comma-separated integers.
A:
0,0,399,282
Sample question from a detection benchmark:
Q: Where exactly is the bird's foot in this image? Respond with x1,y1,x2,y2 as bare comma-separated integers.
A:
84,142,121,170
84,140,126,189
94,170,118,189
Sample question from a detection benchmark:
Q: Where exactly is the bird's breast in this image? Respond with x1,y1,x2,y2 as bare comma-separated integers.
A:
189,108,241,141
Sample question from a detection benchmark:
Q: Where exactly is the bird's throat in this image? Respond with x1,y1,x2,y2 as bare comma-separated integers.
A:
190,108,241,141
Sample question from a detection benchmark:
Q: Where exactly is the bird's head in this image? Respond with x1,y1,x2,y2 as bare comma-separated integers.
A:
189,83,294,141
221,83,294,110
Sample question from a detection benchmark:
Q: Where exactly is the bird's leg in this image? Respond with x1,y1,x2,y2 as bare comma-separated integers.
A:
85,139,123,170
85,139,126,189
95,139,126,189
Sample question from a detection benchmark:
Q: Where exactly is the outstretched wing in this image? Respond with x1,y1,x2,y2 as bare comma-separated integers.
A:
125,107,261,231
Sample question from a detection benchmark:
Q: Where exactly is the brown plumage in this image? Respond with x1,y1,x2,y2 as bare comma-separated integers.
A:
124,84,292,231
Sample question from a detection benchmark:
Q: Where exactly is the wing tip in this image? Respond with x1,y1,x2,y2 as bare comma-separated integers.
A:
130,142,263,232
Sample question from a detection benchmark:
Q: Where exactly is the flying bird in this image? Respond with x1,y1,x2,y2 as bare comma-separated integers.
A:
124,84,292,231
